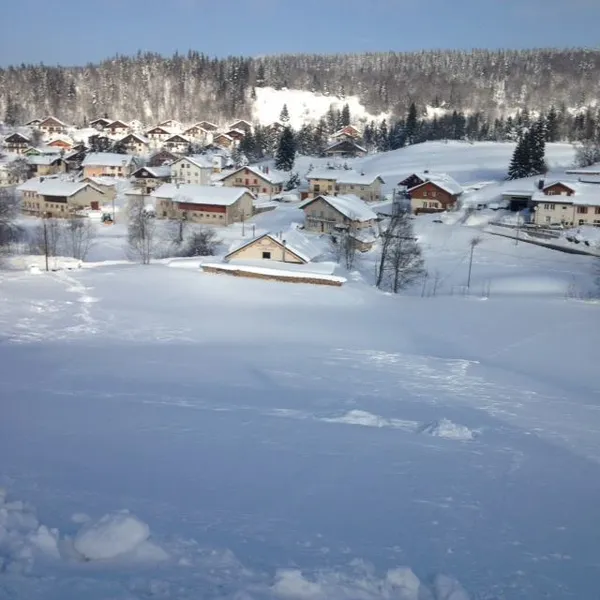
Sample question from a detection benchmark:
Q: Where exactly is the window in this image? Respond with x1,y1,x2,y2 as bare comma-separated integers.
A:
423,191,428,198
562,206,568,210
545,216,551,223
262,251,271,259
577,206,588,214
431,191,437,198
313,184,320,193
595,207,600,214
594,220,600,226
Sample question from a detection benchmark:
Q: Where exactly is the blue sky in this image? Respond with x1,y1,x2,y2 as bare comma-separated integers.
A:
1,0,599,66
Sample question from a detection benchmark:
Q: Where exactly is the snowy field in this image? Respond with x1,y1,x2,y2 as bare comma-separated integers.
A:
1,142,599,599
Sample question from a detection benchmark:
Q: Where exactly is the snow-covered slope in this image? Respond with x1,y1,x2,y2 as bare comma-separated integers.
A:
252,87,390,129
0,220,599,598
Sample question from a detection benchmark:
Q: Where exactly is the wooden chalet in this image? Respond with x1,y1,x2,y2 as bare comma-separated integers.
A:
323,139,366,158
4,132,31,154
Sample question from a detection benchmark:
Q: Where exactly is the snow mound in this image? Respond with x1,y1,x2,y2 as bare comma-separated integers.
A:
419,419,476,441
325,409,390,428
73,510,165,561
272,566,467,600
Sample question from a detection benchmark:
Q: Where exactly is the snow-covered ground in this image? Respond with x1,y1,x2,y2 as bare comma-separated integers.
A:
1,142,599,599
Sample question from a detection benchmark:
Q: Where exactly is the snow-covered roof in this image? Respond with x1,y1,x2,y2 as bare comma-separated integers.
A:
214,133,233,141
28,155,62,166
4,132,30,143
132,165,171,178
146,126,172,135
220,165,286,185
82,153,134,167
151,183,253,206
336,171,384,186
565,164,600,175
83,176,119,188
542,180,576,192
121,133,149,144
408,173,463,196
306,169,341,181
227,229,323,263
165,134,191,143
324,139,367,153
174,155,214,169
532,181,600,207
106,120,130,128
32,145,63,156
301,194,378,222
18,178,102,197
39,116,66,127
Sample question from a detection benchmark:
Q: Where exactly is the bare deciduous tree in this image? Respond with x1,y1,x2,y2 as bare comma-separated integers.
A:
330,229,359,270
376,211,426,293
29,219,64,257
6,157,30,184
127,197,157,264
574,141,600,168
0,188,23,263
66,217,96,260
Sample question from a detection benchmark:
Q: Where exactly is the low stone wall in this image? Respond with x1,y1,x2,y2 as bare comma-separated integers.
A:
201,265,344,287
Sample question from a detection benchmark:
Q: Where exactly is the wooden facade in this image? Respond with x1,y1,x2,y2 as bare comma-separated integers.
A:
409,181,460,214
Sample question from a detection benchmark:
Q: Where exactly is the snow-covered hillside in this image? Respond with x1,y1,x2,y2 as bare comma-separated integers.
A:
252,87,390,129
1,141,599,599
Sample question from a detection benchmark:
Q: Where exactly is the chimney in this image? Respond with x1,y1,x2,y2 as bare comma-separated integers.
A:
538,179,545,190
266,166,269,174
424,169,429,174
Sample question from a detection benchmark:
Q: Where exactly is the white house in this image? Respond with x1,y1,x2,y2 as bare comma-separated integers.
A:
170,155,214,185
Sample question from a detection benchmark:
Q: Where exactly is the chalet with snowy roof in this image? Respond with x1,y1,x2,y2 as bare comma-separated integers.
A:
171,155,213,186
183,124,211,142
323,139,366,158
152,183,254,225
213,133,234,149
306,169,340,197
225,229,323,265
18,178,105,217
47,136,73,151
25,118,42,127
146,126,173,147
38,117,67,135
82,152,135,178
299,194,378,234
164,134,191,154
228,120,253,135
404,173,464,214
531,180,600,227
27,154,65,177
225,129,246,143
90,117,111,130
335,172,384,203
158,119,182,131
118,133,150,155
147,149,178,167
4,132,31,154
196,121,218,132
565,164,600,177
219,165,285,197
132,165,172,195
332,125,361,140
129,119,144,131
105,120,130,136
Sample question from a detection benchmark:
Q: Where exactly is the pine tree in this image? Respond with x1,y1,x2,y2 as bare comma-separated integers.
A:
4,95,21,126
341,103,351,127
405,103,418,145
279,103,290,124
388,121,406,150
529,120,547,175
275,126,296,171
546,106,559,142
507,136,528,180
377,119,389,151
256,64,266,87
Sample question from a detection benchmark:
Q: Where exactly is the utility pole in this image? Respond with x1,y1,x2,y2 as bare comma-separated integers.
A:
43,216,49,272
515,214,520,245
